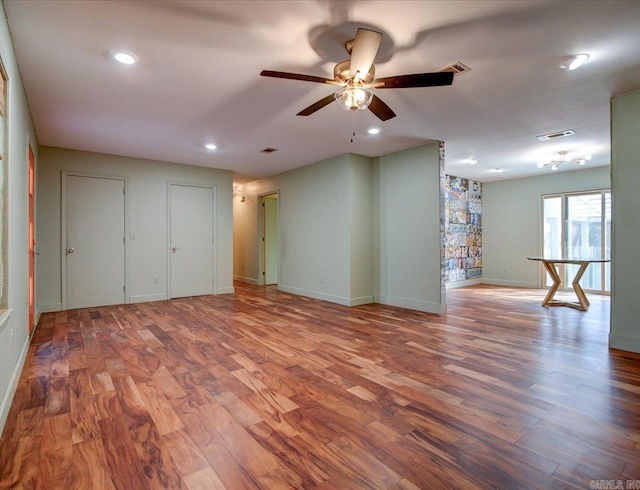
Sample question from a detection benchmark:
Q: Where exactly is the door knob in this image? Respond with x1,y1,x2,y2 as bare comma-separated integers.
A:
172,247,177,253
67,248,75,254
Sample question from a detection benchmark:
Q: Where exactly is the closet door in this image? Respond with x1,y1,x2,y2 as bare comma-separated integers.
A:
169,184,214,298
65,175,125,309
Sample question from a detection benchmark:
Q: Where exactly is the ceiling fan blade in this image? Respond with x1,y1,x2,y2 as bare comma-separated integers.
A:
374,72,454,89
297,94,336,116
368,95,396,121
349,28,382,80
260,70,340,85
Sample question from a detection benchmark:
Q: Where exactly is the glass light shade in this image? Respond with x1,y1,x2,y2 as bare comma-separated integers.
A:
334,87,373,111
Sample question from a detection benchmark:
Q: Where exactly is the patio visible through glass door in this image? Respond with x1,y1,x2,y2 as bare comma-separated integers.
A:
542,190,611,294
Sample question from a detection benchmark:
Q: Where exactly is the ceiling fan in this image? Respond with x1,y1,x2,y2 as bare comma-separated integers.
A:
260,28,454,121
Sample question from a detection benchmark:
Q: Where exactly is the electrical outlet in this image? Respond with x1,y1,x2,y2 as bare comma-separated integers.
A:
153,276,159,284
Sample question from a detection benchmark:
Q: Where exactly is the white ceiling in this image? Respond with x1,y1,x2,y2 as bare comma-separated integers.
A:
5,0,640,183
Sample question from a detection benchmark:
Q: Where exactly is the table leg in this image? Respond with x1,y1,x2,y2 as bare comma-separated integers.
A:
539,261,591,311
571,262,590,310
541,261,562,306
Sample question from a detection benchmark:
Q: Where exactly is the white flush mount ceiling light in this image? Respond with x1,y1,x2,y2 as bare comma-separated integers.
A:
538,151,592,170
205,143,217,150
560,53,590,70
368,127,380,135
109,49,138,65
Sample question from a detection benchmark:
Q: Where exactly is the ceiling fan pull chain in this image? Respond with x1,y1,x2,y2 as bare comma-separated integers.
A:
350,111,356,143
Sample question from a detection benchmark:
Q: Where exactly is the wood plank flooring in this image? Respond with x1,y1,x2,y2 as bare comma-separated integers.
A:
1,283,639,489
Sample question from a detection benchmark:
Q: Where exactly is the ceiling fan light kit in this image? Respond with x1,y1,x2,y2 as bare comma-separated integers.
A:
335,86,373,111
260,27,454,121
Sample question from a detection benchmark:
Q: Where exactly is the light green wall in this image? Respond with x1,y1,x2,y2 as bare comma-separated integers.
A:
349,154,374,303
0,2,40,436
233,145,445,313
233,184,258,284
483,167,610,287
241,154,355,304
374,143,444,313
37,146,234,311
610,90,640,353
264,195,278,284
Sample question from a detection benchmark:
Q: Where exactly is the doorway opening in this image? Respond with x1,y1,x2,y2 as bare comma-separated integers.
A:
259,192,278,286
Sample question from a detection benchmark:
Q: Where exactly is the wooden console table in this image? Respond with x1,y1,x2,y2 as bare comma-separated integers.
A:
527,257,610,311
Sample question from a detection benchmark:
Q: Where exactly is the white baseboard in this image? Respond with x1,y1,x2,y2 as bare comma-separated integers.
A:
233,275,258,285
129,293,167,304
446,278,483,289
38,303,62,313
481,279,537,288
609,334,640,354
374,294,446,315
349,295,375,307
0,334,30,438
216,287,235,295
277,285,354,307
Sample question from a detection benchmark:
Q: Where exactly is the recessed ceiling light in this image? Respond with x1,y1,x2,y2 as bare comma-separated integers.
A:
560,53,590,70
110,49,138,65
491,168,505,173
469,158,478,165
205,143,217,150
368,128,380,135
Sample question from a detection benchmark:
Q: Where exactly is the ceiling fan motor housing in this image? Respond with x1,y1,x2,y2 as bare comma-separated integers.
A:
334,60,375,84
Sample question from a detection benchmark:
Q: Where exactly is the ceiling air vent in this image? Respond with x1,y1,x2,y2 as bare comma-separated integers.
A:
536,129,576,141
440,61,471,75
260,147,278,153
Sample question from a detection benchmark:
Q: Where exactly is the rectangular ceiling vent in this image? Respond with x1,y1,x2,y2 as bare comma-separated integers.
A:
536,129,576,141
440,61,471,75
260,147,278,153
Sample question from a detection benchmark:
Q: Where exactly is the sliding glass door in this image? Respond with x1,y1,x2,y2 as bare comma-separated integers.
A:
542,190,611,293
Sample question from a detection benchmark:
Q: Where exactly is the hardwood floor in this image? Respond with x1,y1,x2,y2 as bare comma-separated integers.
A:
1,283,638,489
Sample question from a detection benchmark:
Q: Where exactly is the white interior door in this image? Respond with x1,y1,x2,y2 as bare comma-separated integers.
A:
170,184,214,298
66,175,125,309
